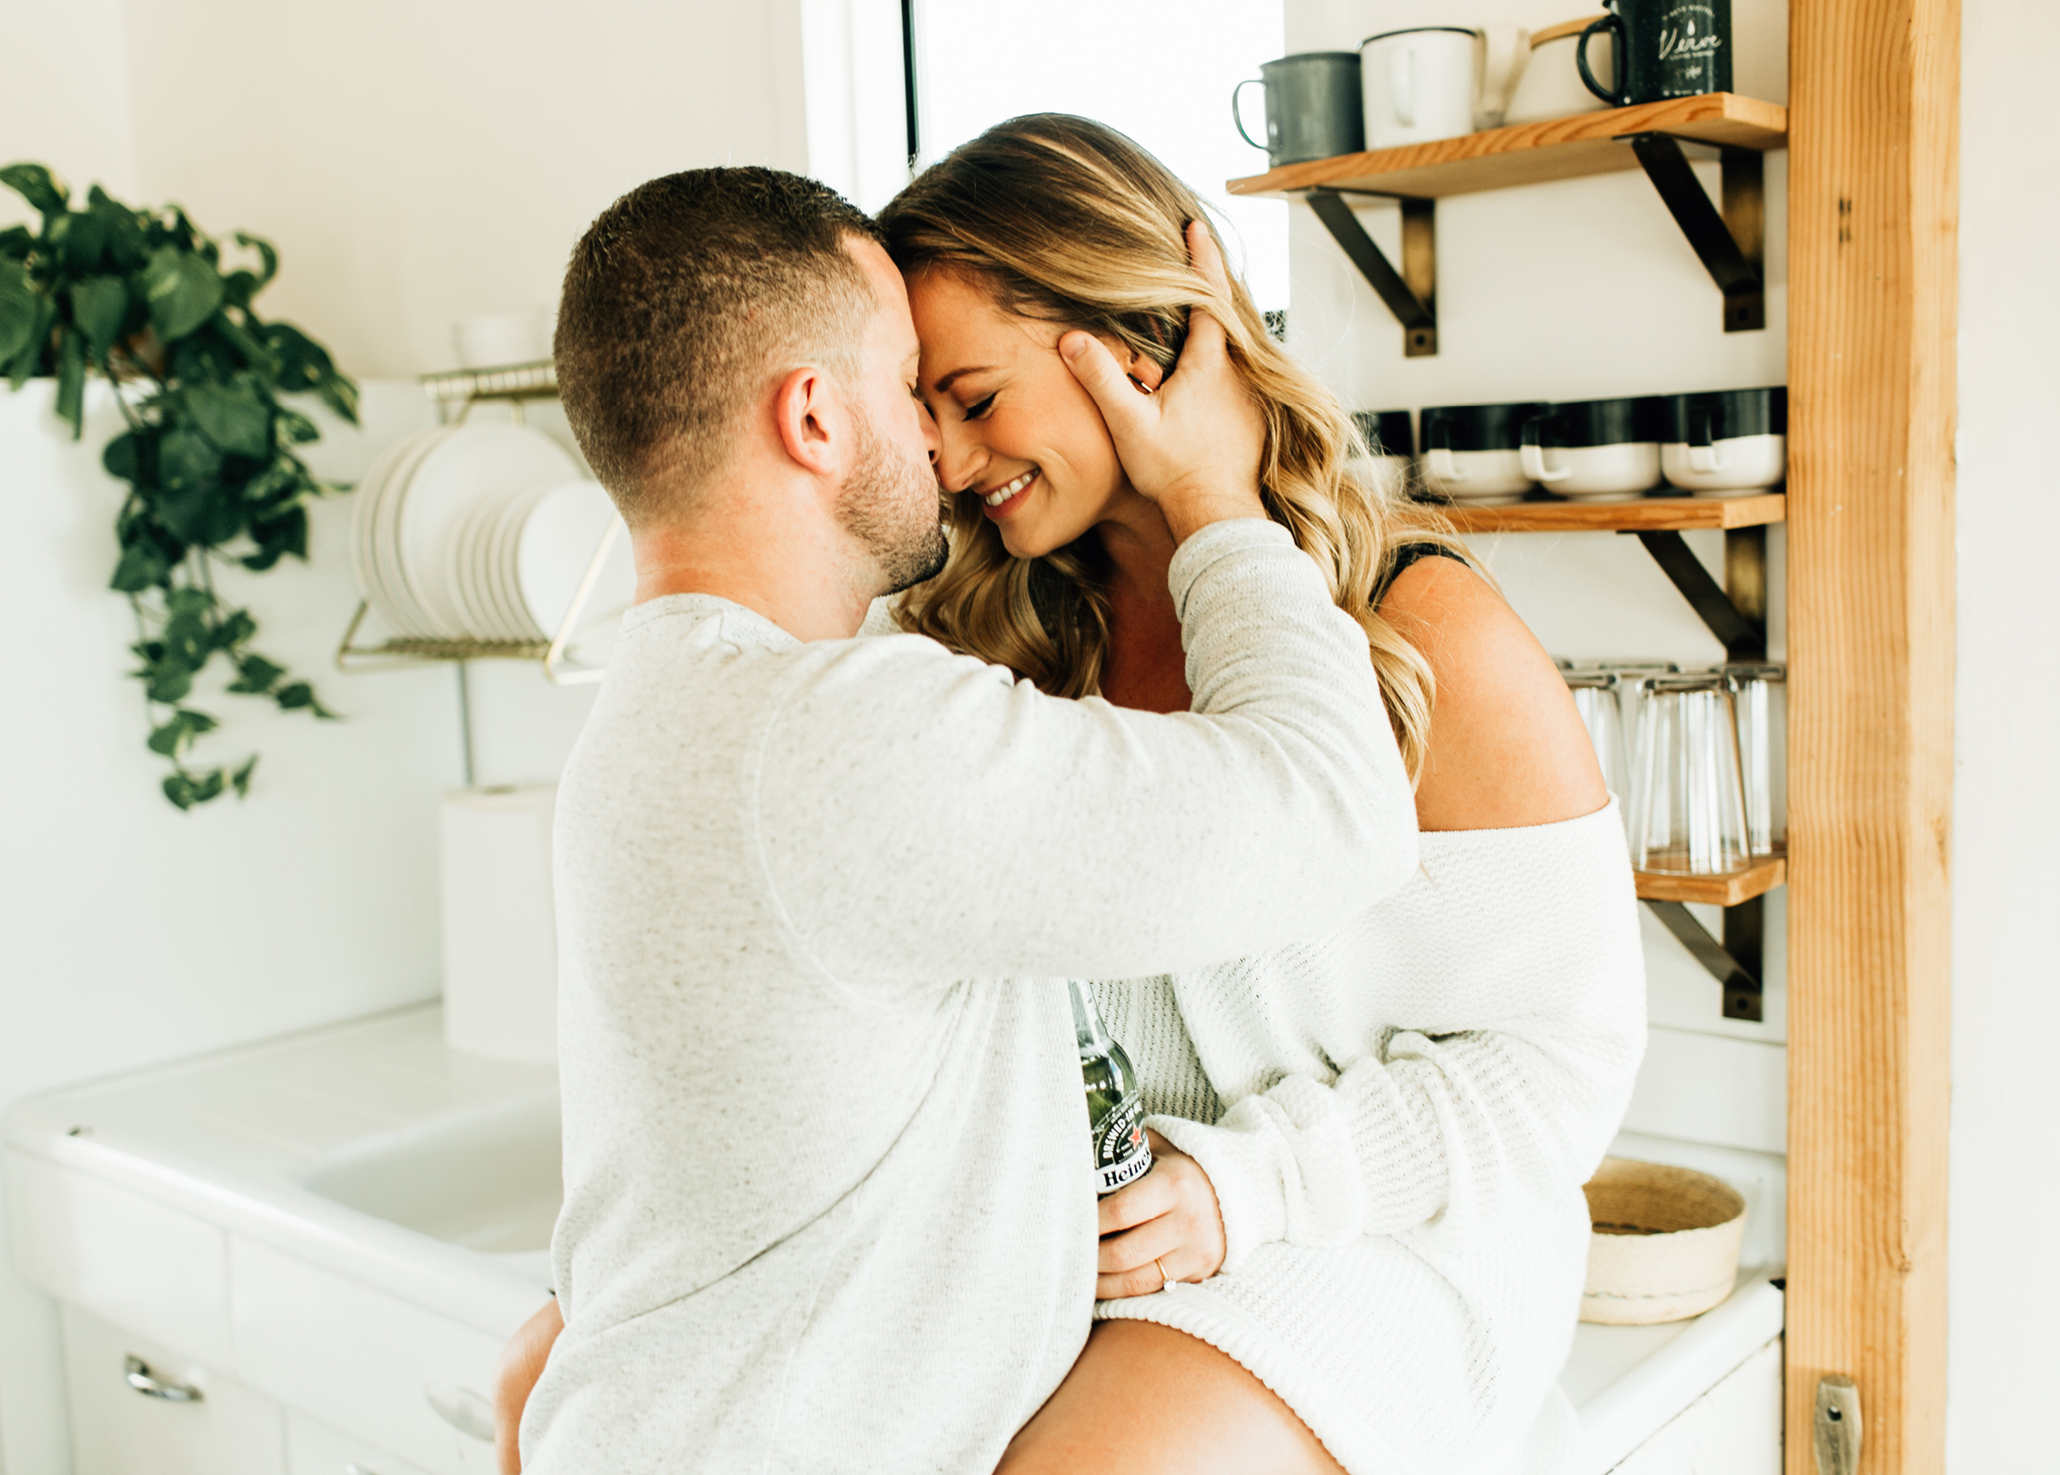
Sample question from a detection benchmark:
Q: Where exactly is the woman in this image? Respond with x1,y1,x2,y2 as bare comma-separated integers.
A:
877,115,1645,1475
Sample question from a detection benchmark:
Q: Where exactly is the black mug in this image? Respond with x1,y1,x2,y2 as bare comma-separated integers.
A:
1577,0,1732,107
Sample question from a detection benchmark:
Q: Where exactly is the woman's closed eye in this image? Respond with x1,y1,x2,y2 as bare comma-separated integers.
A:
963,393,997,422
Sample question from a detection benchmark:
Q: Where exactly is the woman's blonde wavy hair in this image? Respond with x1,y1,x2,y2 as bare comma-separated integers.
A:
878,114,1472,782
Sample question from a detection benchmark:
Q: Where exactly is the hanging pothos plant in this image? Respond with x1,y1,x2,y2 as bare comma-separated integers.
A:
0,164,360,809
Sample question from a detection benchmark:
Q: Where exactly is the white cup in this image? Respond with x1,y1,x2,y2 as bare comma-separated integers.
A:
1421,446,1531,503
1504,19,1615,126
1661,434,1787,497
1360,28,1482,149
1523,440,1664,500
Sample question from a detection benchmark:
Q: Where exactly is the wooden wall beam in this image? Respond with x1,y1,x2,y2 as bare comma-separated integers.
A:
1785,1,1959,1472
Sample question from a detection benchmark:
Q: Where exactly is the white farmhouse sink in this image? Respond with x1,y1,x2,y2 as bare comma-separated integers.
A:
300,1090,562,1258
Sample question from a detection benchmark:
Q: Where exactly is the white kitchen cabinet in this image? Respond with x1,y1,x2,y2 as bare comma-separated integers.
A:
287,1410,437,1475
1609,1336,1782,1475
61,1303,285,1475
232,1237,504,1475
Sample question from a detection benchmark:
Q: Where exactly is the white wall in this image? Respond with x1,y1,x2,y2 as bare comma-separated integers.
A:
0,5,817,1470
115,0,811,380
1948,1,2060,1466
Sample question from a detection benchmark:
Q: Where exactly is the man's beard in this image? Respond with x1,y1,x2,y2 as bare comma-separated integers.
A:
838,409,950,596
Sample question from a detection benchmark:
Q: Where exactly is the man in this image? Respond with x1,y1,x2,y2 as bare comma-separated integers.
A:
515,167,1418,1472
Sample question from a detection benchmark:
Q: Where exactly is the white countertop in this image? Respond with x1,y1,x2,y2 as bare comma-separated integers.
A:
5,1003,1783,1468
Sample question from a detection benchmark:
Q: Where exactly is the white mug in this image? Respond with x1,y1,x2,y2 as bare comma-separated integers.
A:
1360,28,1482,149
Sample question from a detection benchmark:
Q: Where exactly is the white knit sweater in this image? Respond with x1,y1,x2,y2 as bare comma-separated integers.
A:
1093,803,1647,1475
526,522,1424,1474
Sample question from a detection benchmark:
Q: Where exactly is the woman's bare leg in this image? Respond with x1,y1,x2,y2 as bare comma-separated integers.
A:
996,1320,1346,1475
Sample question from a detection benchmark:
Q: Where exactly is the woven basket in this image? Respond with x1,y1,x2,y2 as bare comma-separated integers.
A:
1580,1157,1747,1325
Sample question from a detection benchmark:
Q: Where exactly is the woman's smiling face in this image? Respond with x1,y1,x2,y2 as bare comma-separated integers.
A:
906,267,1160,559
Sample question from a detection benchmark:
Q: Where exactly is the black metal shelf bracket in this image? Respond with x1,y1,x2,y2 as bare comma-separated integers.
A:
1626,133,1766,332
1304,189,1438,357
1644,896,1765,1021
1628,528,1768,659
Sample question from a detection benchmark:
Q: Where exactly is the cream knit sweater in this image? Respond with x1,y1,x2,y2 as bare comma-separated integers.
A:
525,521,1424,1474
1093,803,1647,1475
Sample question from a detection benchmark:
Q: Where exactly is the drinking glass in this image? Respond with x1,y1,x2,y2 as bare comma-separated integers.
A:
1563,672,1628,809
1585,661,1678,811
1721,662,1786,856
1630,673,1750,873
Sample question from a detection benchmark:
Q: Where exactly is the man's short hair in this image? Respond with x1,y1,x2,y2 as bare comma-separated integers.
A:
555,168,884,528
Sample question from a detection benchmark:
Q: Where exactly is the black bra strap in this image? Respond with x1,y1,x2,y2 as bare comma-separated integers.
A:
1374,542,1470,604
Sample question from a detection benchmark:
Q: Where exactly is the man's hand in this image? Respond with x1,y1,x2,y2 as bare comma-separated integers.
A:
1095,1130,1228,1297
1058,220,1267,544
494,1297,565,1475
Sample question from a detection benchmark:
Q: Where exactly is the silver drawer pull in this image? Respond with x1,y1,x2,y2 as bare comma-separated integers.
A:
123,1355,203,1403
424,1382,495,1442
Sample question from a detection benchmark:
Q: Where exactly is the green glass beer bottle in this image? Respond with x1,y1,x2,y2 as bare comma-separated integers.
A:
1068,979,1153,1196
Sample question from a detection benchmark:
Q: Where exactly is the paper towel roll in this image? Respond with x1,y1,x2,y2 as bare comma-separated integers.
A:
442,784,559,1062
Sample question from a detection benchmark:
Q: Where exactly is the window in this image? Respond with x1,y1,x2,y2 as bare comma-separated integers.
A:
906,0,1289,311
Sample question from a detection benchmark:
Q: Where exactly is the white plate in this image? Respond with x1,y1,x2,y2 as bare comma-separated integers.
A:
516,480,633,641
400,426,580,640
481,484,551,640
357,429,451,639
372,428,458,638
349,437,412,625
449,494,509,641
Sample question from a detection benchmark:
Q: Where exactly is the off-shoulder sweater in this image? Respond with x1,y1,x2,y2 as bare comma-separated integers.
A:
1094,802,1647,1475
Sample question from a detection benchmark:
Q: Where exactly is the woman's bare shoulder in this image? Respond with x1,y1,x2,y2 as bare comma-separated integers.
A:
1379,553,1608,833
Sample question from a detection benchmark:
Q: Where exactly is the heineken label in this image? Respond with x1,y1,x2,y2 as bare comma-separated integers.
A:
1091,1094,1153,1196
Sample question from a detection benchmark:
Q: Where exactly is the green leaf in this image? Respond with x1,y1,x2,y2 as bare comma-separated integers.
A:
230,755,258,797
164,585,212,619
141,245,224,343
274,681,338,719
0,225,32,260
0,164,68,218
211,311,279,376
232,232,278,290
54,328,86,437
0,259,37,366
226,653,283,694
6,295,54,387
162,772,198,810
213,608,255,649
146,707,219,756
275,408,318,445
110,539,170,592
103,430,143,483
54,209,108,273
242,506,308,570
157,425,223,489
183,381,271,457
143,661,194,705
68,276,128,361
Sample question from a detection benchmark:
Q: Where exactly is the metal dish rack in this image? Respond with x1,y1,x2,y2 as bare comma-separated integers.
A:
334,358,621,784
333,358,621,688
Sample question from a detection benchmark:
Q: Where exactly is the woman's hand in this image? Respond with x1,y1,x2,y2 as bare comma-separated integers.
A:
1096,1130,1228,1297
1058,220,1267,544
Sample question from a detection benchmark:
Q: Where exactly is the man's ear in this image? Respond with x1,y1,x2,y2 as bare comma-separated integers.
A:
771,365,844,477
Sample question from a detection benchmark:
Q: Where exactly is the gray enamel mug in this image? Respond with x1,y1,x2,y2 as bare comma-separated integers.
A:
1234,52,1366,167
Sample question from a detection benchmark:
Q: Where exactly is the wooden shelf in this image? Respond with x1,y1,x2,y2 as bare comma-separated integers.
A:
1228,92,1788,201
1439,493,1785,533
1634,854,1786,906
